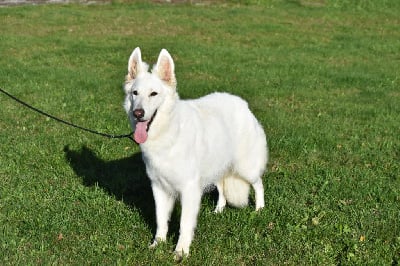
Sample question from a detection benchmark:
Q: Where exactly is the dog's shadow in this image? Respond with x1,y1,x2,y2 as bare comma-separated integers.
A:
63,145,218,242
63,145,160,236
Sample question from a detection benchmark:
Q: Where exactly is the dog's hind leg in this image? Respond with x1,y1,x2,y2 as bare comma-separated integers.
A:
234,154,266,211
252,177,265,211
214,179,226,213
150,183,175,248
234,131,267,211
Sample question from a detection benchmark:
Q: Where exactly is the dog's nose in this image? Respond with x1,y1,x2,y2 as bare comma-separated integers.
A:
133,108,145,119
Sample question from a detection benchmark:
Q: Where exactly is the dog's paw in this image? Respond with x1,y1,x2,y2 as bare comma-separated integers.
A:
149,237,164,249
174,245,189,262
255,205,264,212
214,205,225,213
149,242,157,249
173,250,188,262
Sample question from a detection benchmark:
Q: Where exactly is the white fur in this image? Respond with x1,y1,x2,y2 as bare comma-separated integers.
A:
123,47,268,260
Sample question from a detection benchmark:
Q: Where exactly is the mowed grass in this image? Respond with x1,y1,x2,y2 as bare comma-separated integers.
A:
0,1,399,264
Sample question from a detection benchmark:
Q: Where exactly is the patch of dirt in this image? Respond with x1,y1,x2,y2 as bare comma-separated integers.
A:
0,0,214,6
0,0,109,6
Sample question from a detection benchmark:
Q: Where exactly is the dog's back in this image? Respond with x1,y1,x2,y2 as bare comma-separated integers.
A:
173,92,267,188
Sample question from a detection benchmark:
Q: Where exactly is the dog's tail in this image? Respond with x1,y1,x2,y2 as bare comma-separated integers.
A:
223,174,250,208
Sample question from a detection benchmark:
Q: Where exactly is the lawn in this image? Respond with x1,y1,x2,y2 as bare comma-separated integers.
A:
0,0,399,264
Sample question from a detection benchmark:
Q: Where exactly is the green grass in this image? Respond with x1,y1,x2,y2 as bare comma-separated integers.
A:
1,0,399,264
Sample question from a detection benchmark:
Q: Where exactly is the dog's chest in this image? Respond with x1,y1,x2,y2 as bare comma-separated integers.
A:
142,148,195,192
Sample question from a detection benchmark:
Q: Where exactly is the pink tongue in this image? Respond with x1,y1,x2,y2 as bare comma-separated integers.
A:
134,121,149,144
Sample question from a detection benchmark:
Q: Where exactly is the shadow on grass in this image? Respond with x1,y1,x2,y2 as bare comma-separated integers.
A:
63,145,218,243
63,145,159,235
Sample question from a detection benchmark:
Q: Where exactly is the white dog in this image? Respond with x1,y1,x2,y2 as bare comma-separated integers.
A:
123,47,268,260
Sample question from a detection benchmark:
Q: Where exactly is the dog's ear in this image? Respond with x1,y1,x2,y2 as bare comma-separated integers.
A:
154,49,176,88
126,47,144,82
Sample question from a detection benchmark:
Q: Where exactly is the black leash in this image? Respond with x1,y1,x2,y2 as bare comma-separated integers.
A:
0,87,135,142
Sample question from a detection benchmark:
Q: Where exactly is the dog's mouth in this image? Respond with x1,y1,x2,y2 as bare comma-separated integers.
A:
133,109,157,144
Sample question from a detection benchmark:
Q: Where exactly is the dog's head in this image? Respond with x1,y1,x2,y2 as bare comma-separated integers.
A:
123,47,177,144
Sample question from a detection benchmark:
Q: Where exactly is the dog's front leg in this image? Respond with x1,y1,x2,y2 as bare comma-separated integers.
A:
174,186,202,261
150,183,175,248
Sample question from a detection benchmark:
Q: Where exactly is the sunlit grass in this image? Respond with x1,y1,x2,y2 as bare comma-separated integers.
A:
0,1,399,264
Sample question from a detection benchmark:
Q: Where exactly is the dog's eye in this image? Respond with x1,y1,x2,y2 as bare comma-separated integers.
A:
150,92,158,97
132,90,138,96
